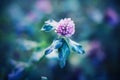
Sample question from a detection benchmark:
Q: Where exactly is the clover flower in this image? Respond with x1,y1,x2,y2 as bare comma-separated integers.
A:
41,18,85,68
56,18,75,37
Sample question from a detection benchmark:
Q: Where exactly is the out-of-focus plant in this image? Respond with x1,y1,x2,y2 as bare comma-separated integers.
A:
8,25,85,79
41,18,85,68
104,8,119,26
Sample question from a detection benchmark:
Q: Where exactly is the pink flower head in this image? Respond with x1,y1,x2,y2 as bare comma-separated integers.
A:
56,18,75,37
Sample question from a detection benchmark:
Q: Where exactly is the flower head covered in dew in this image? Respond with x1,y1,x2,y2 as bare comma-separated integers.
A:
55,18,75,37
41,18,85,68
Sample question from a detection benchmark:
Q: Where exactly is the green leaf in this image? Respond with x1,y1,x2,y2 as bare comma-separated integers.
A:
41,24,54,32
41,19,58,32
45,39,63,55
69,39,85,54
58,38,70,68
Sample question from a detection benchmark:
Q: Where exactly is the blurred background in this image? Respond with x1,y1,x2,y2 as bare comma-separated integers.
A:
0,0,120,80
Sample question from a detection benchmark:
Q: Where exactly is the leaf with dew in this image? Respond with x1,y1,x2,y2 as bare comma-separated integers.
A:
58,38,70,68
69,39,85,54
45,39,63,55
